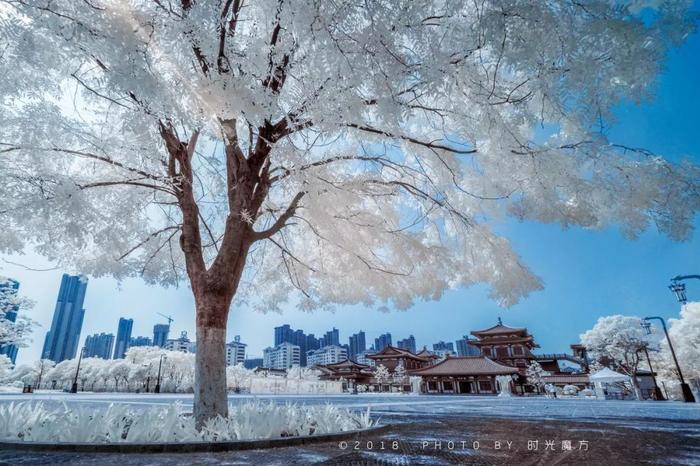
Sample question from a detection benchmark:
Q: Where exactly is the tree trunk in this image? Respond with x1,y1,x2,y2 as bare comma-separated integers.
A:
193,289,237,428
194,321,228,427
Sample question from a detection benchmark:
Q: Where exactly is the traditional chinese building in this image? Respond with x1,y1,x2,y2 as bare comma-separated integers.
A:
315,359,374,388
366,345,435,371
469,318,539,369
409,355,519,394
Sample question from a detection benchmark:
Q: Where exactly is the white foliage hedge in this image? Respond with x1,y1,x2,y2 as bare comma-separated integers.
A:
0,401,373,443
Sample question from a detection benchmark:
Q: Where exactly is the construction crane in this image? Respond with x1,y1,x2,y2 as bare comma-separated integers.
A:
157,312,174,327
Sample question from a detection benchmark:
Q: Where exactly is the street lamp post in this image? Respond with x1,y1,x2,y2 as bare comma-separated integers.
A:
143,363,152,392
70,347,86,394
643,317,695,402
154,354,165,394
640,344,665,401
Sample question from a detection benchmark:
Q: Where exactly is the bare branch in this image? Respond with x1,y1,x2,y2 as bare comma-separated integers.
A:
250,191,305,240
347,124,477,155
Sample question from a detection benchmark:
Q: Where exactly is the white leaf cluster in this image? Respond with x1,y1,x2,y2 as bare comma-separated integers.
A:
525,361,548,389
1,1,698,312
0,401,373,443
0,277,36,348
650,302,700,391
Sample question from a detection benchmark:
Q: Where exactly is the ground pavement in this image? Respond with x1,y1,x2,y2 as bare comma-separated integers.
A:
0,393,698,465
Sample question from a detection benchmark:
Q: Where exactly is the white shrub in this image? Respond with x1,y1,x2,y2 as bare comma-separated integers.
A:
0,401,374,443
562,385,579,396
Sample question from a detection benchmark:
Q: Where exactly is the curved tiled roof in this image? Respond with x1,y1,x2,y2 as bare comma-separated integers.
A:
471,324,528,336
368,345,430,361
408,356,519,376
321,359,370,370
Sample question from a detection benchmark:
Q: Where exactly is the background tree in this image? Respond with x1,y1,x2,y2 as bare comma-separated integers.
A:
393,361,407,385
657,302,700,397
33,359,55,389
0,277,35,350
0,355,12,383
1,0,698,424
374,364,390,389
525,361,548,393
580,315,654,399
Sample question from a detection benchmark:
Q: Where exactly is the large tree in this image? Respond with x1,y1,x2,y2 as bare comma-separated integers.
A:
580,315,655,398
1,1,698,424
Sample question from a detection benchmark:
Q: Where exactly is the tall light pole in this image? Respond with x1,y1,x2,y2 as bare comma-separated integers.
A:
643,317,695,402
154,354,166,394
70,347,86,394
639,342,665,401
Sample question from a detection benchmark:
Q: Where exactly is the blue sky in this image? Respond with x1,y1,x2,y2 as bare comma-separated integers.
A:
4,13,700,365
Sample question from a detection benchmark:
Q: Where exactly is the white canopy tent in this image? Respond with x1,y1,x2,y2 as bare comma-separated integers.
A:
589,368,632,399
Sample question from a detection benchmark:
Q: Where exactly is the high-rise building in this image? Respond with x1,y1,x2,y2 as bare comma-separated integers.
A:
263,342,300,370
225,335,247,366
41,274,88,363
356,349,376,366
321,328,340,347
306,334,320,351
164,331,194,353
129,336,153,348
348,331,366,360
84,333,114,359
153,324,169,347
274,324,294,347
374,333,392,352
456,335,480,356
397,335,417,354
113,318,133,359
307,345,348,366
0,278,21,364
274,325,321,366
243,358,263,369
432,340,456,358
292,329,308,366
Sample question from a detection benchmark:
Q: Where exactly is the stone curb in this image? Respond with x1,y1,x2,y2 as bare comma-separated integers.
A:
0,424,392,454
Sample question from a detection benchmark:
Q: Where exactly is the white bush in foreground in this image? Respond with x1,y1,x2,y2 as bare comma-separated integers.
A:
0,401,373,443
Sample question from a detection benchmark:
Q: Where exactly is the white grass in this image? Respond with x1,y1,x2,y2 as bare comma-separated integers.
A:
0,401,374,444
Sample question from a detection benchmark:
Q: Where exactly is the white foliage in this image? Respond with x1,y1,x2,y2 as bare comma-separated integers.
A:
0,277,36,348
525,361,548,390
0,401,373,443
374,364,390,384
665,302,700,381
393,362,407,383
0,355,13,382
0,0,696,313
562,385,579,396
580,315,655,397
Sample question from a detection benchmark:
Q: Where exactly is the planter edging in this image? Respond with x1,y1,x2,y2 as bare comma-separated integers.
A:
0,424,391,453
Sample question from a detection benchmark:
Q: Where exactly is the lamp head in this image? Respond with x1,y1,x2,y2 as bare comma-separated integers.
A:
669,281,687,304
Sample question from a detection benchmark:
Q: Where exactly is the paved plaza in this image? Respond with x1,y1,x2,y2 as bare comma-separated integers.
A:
0,393,698,465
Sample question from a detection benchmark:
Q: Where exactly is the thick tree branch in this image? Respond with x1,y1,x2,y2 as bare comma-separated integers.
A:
250,191,305,241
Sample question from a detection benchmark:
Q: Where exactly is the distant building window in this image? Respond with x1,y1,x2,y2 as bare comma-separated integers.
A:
482,348,492,357
427,381,438,391
512,346,523,355
479,381,493,392
442,381,454,391
495,347,509,358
